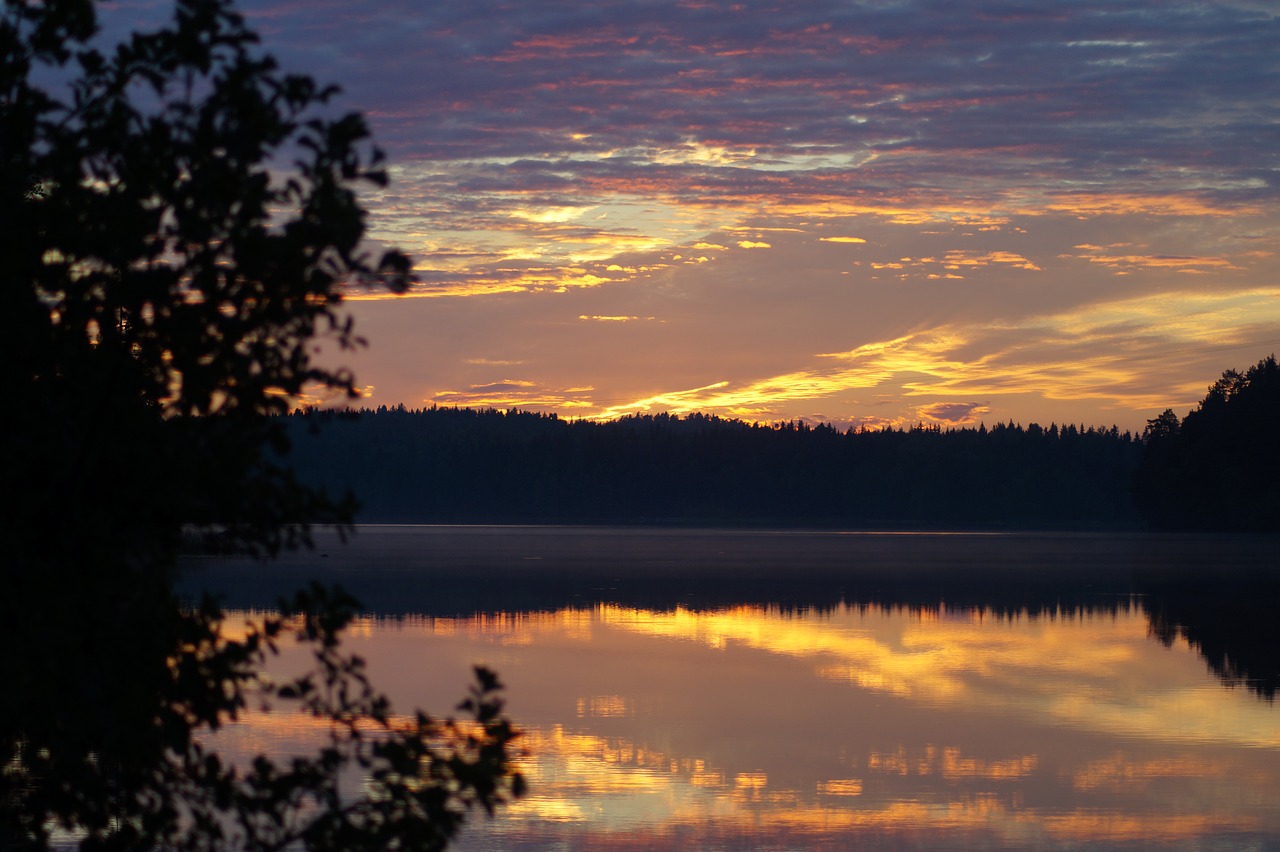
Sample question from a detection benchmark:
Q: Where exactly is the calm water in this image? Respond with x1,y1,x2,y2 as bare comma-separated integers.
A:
181,526,1280,850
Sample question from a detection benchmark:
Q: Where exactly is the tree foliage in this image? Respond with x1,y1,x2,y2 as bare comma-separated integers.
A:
1134,355,1280,531
1,1,521,848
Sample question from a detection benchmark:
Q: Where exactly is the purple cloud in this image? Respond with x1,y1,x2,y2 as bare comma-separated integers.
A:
223,0,1278,207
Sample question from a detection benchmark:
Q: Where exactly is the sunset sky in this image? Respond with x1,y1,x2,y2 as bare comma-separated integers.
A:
242,0,1279,431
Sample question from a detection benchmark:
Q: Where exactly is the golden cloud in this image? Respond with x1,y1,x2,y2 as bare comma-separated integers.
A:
1070,246,1244,273
941,250,1041,271
578,315,657,322
579,284,1280,425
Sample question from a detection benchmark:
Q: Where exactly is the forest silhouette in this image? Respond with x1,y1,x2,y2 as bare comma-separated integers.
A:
270,356,1280,696
283,355,1279,532
283,409,1143,529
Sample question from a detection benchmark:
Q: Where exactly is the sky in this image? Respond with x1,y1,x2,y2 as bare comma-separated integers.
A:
244,0,1279,431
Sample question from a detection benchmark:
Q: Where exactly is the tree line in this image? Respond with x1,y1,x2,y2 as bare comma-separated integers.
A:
283,408,1144,529
284,355,1279,532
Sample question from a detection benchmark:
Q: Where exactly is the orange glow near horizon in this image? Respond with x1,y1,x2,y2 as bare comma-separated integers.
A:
222,0,1280,435
325,148,1280,434
325,263,1280,430
492,286,1280,427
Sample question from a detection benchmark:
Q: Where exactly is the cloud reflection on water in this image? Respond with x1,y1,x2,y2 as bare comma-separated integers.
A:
210,602,1280,849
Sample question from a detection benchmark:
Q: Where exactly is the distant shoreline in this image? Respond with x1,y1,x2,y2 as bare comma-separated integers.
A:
178,524,1278,618
280,407,1146,531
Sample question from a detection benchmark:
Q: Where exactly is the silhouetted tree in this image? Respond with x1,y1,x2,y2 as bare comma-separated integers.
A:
1,1,521,848
1135,356,1280,530
1144,409,1181,443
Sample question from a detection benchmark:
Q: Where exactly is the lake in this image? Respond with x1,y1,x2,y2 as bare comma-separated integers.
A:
179,526,1280,851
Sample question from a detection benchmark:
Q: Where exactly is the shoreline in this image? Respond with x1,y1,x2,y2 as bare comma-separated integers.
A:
177,525,1278,618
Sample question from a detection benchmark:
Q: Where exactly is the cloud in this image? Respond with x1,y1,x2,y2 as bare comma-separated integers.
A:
451,379,534,393
575,284,1280,428
227,0,1279,299
465,358,525,367
865,248,1042,280
578,315,658,322
941,251,1041,272
916,402,991,426
287,383,376,410
429,379,597,411
223,0,1280,434
1066,244,1245,274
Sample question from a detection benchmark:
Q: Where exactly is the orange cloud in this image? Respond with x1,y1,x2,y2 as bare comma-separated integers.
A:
1068,245,1244,273
578,315,658,322
572,284,1280,427
1041,192,1258,218
941,250,1041,271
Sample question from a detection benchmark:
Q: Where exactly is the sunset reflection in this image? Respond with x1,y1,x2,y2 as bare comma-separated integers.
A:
219,605,1280,849
577,603,1279,748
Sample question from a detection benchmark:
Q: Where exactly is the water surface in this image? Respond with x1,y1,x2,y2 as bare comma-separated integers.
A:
182,526,1280,850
